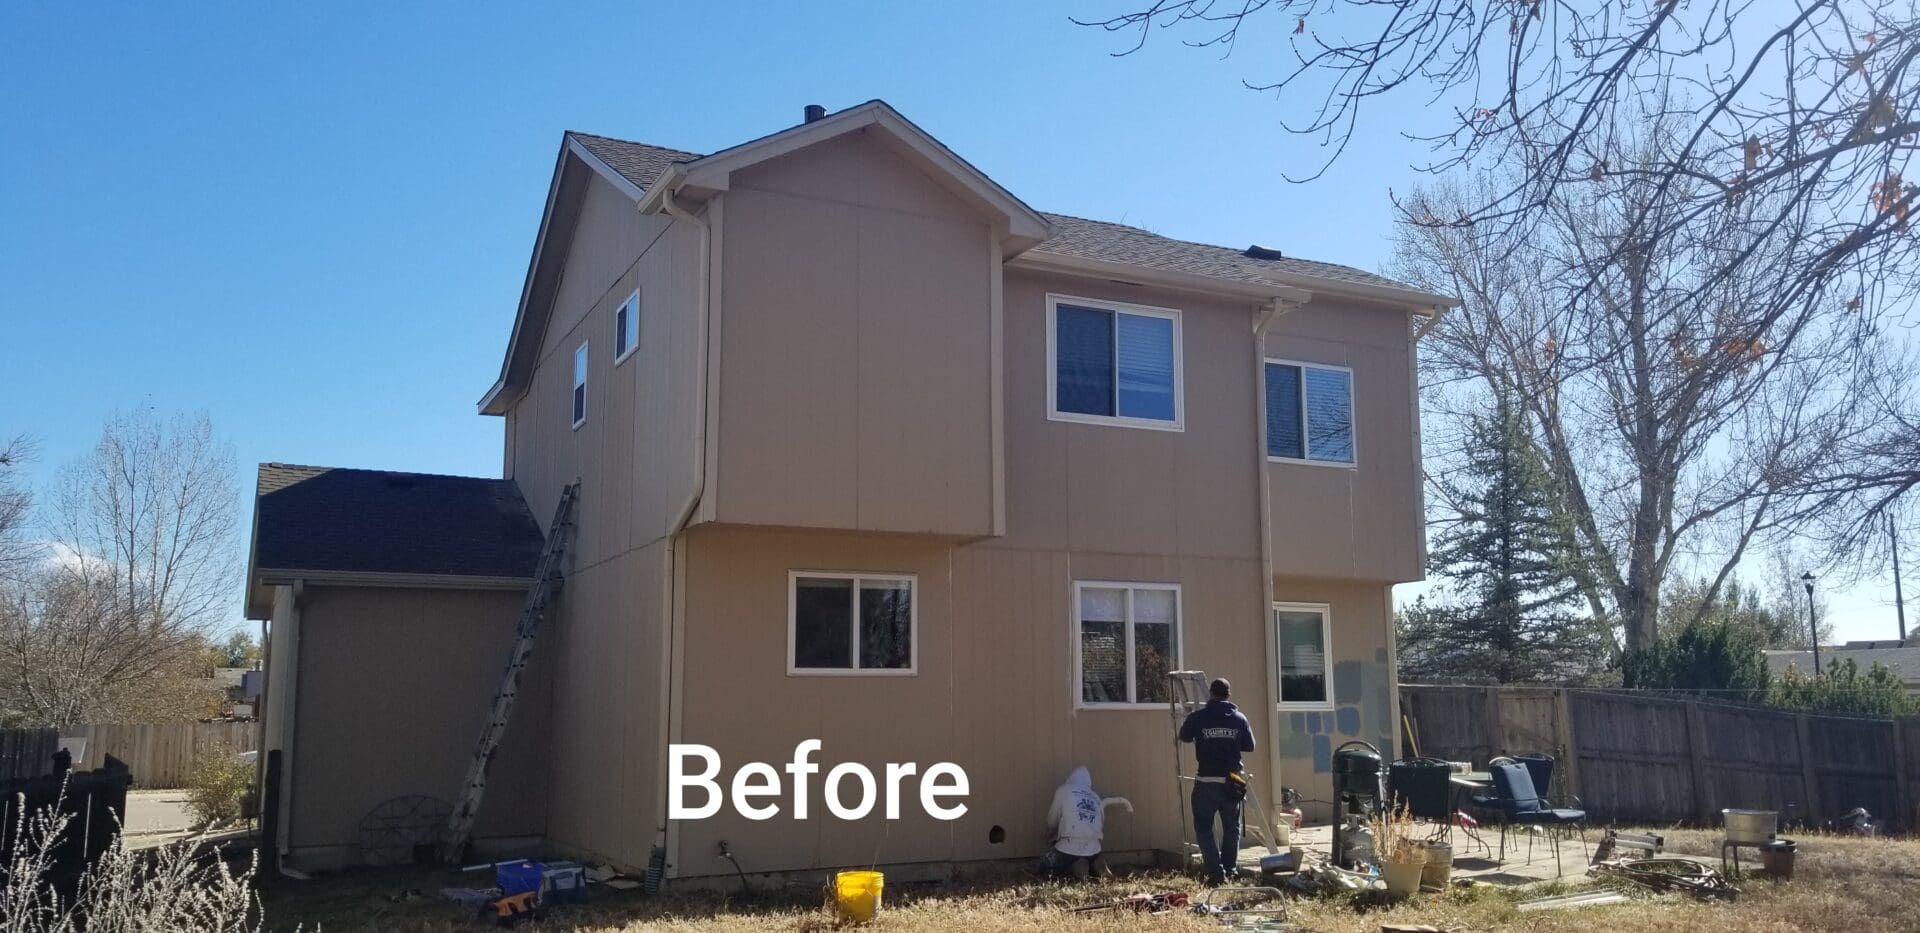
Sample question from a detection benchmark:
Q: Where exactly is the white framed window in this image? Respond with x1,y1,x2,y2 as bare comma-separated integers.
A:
788,572,917,675
1047,294,1184,431
1074,581,1181,708
1274,602,1333,709
1265,359,1355,465
571,342,589,429
614,290,640,364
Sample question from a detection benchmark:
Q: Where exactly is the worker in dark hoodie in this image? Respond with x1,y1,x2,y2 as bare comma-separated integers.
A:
1178,677,1256,885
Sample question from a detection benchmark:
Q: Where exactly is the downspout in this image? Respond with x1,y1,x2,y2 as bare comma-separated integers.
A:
654,187,711,878
1413,305,1445,341
277,579,303,859
1253,298,1299,833
1388,304,1446,759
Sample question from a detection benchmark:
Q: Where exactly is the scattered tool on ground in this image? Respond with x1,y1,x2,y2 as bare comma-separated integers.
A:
1191,885,1290,930
1071,890,1190,913
1516,889,1631,912
489,890,539,926
1591,829,1664,863
1590,856,1737,899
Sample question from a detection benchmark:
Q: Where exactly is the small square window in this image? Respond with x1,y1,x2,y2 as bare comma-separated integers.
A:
571,342,588,429
1266,360,1354,464
614,290,639,364
1274,603,1332,707
790,573,916,675
1048,296,1183,430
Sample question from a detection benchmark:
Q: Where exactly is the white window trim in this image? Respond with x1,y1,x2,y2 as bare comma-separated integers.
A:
787,571,919,677
1072,580,1185,710
1046,294,1185,432
571,341,589,430
1264,358,1357,468
1273,601,1335,710
614,290,640,365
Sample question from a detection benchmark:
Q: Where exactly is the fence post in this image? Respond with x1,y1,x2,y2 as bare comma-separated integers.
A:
1683,701,1714,823
1893,718,1912,833
1794,713,1823,826
1554,689,1581,803
1483,687,1506,761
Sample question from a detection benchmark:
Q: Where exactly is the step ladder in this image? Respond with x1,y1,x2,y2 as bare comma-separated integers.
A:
441,482,580,864
1168,671,1286,867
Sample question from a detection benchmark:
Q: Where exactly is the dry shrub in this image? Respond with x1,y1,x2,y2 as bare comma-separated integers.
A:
185,743,253,828
0,786,260,933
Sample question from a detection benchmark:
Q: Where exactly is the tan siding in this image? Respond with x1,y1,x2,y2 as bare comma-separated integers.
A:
674,527,1272,876
287,586,549,858
1264,302,1423,582
501,164,706,867
543,543,666,868
1266,579,1399,821
994,272,1264,561
712,132,995,537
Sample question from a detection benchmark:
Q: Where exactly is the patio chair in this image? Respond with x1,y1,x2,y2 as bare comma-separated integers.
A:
1388,757,1457,841
1470,756,1589,875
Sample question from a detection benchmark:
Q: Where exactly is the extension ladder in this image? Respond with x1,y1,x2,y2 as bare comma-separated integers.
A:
441,482,580,863
1168,670,1285,867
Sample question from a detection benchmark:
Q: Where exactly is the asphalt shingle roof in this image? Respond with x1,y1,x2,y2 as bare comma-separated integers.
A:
562,133,1421,296
1765,646,1920,686
253,464,544,580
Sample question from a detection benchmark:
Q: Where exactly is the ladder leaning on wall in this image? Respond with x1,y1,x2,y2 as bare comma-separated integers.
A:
1167,670,1286,869
441,482,580,864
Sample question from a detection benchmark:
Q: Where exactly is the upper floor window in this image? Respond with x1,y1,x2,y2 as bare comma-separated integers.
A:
1265,360,1354,464
1274,602,1332,708
1047,295,1183,431
789,572,916,675
614,290,640,363
1076,581,1180,707
571,342,588,429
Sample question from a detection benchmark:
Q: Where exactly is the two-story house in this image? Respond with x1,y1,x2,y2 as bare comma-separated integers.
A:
246,100,1456,878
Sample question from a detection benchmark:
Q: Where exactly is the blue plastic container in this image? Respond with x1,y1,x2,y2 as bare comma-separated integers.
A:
496,861,545,898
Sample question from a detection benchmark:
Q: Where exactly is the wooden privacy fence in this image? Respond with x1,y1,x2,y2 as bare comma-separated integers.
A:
0,728,59,781
56,723,258,789
1401,685,1920,832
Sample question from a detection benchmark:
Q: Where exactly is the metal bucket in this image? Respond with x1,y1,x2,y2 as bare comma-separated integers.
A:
1722,809,1778,845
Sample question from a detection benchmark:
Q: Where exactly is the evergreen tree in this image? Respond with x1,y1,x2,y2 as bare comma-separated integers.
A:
1401,394,1601,683
1620,620,1772,699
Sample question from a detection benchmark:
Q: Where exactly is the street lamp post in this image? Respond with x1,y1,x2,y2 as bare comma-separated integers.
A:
1802,572,1822,678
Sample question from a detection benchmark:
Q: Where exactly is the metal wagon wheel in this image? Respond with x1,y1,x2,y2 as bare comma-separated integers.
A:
357,795,453,866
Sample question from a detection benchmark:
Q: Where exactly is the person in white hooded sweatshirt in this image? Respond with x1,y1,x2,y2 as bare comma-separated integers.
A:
1045,766,1132,879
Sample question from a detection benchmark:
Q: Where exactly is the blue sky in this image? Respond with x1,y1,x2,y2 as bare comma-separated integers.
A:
0,2,1905,642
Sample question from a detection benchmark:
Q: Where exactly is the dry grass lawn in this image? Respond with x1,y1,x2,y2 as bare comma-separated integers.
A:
263,829,1920,932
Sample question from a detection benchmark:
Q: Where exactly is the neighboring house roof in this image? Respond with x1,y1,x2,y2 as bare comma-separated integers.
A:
245,464,543,617
1764,644,1920,689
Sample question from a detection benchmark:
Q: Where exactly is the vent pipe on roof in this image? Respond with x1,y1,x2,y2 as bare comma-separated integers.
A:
803,104,827,123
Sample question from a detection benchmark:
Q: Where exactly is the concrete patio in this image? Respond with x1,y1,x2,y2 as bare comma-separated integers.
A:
1234,820,1600,886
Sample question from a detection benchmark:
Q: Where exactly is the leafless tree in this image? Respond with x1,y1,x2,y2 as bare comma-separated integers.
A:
1394,133,1897,650
1077,0,1917,332
0,412,236,726
0,435,35,581
50,411,238,635
1081,0,1919,636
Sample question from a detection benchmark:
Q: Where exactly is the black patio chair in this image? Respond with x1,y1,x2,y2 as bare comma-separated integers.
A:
1388,757,1457,840
1470,756,1589,875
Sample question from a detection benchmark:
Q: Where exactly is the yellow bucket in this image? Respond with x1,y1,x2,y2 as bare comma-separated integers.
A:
833,870,884,922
